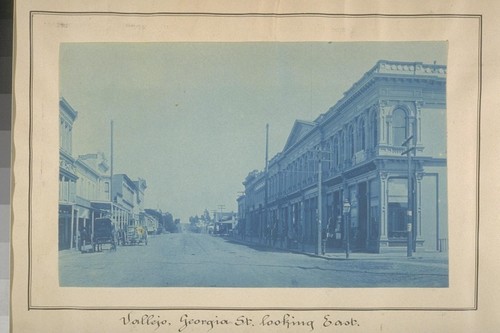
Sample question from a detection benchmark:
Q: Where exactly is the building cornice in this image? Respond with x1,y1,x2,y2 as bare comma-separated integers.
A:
59,97,78,121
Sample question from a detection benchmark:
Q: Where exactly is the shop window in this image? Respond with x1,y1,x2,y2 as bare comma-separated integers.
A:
388,178,408,238
388,203,408,238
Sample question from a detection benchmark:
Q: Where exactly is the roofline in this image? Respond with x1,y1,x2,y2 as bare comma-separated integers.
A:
114,173,138,190
263,60,447,171
59,97,78,120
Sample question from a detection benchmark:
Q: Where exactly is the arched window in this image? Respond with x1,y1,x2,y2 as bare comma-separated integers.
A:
371,111,378,148
339,131,344,164
392,109,407,146
333,137,339,167
358,119,366,151
348,126,355,158
325,142,331,170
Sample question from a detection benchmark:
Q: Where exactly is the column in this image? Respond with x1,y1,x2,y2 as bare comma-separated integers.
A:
379,172,389,246
69,205,74,249
416,172,423,239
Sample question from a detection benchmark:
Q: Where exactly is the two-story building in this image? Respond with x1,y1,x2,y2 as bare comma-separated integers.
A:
58,98,78,250
73,153,110,247
240,60,447,253
59,97,153,250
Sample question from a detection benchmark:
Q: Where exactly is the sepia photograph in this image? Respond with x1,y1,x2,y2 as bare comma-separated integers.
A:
58,42,448,288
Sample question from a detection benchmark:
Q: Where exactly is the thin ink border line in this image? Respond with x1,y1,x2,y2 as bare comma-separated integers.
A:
27,11,482,312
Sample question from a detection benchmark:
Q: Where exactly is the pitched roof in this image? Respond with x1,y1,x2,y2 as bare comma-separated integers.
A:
282,120,316,152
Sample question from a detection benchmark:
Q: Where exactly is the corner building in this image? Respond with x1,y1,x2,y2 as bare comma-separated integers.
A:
242,60,447,253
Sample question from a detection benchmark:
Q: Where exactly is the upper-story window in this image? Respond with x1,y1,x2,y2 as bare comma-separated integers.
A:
371,111,378,148
392,109,407,146
358,119,366,151
333,137,339,167
348,126,355,158
339,131,344,164
325,142,331,170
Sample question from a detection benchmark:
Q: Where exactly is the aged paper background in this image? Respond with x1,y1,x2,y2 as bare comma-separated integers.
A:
11,0,499,332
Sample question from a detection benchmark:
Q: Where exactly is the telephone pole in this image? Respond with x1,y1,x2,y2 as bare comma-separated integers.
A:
316,149,323,255
402,133,415,257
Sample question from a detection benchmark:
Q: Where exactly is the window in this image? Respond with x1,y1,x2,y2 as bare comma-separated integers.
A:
333,137,339,167
339,131,344,164
325,142,331,170
388,178,408,238
359,119,366,151
392,109,407,146
371,111,378,148
348,126,354,158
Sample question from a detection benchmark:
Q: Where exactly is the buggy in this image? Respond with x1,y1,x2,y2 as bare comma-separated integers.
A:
92,218,117,252
121,225,148,246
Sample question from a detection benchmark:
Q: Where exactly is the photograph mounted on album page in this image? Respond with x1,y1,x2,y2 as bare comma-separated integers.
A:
10,0,498,332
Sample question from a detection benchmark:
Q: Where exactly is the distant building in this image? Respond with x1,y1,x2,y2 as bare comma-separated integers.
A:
237,194,246,236
240,60,447,253
241,170,265,238
212,211,237,236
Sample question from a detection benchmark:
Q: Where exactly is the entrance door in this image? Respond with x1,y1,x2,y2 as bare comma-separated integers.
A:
355,182,368,250
58,214,71,250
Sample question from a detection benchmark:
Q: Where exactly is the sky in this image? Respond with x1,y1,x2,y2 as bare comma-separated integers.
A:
60,42,447,223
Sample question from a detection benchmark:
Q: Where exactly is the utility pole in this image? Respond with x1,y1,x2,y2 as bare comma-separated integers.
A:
110,120,115,227
316,148,323,255
217,204,225,222
402,134,415,258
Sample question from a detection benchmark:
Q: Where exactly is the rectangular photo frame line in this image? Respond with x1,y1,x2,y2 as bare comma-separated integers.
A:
20,11,481,311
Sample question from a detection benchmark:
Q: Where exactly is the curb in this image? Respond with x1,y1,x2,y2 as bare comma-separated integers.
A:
224,237,448,263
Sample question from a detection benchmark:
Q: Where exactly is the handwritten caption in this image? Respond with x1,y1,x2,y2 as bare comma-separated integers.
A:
119,312,359,331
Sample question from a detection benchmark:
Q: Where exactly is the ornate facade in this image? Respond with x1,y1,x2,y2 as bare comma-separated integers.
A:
239,60,447,253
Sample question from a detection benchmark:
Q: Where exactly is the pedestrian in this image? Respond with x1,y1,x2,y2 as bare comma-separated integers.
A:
80,227,88,253
76,228,81,251
321,227,327,255
265,224,272,247
272,221,279,247
280,222,286,249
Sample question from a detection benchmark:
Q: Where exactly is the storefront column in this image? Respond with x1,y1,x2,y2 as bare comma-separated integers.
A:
287,202,292,241
416,172,423,239
300,200,305,242
379,172,389,247
69,205,74,249
91,210,95,238
75,208,80,250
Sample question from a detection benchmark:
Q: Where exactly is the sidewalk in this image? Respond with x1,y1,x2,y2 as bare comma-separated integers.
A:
225,235,448,265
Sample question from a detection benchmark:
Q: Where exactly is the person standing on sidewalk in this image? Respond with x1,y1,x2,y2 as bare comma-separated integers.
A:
271,220,278,248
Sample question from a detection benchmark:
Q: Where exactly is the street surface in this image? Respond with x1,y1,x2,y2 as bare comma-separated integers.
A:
59,232,448,287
